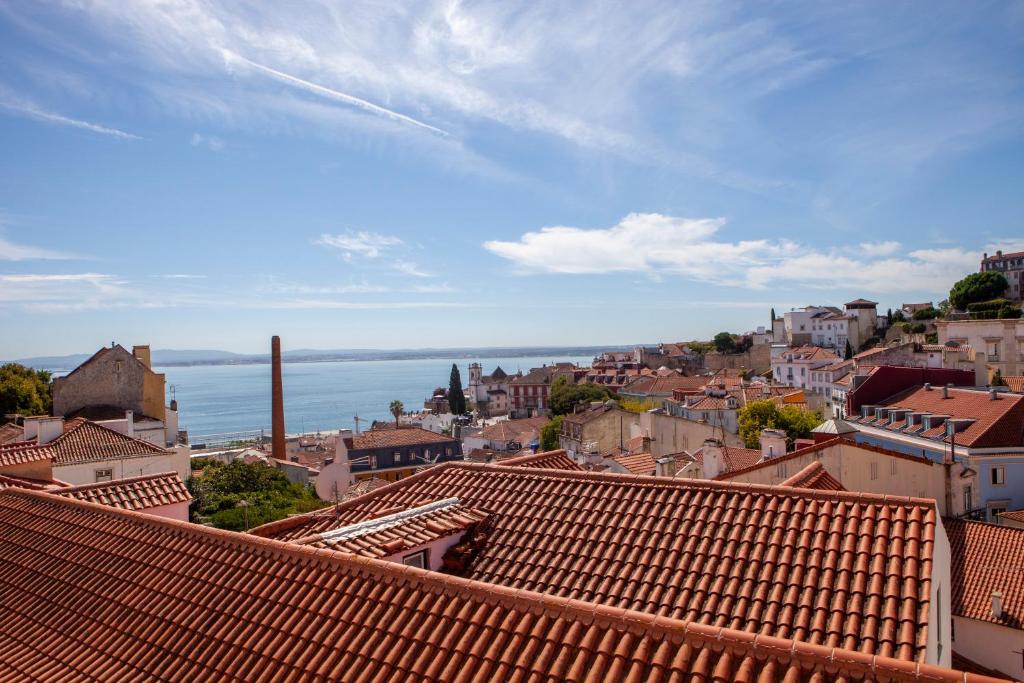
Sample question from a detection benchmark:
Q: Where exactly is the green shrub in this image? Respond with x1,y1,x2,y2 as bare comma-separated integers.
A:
966,298,1012,313
911,307,940,320
910,323,927,333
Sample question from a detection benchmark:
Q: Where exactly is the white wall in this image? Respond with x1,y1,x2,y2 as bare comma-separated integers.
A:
54,449,190,486
953,616,1022,680
927,517,952,668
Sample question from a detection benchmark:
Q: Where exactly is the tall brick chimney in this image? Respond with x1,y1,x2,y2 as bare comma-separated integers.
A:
271,335,285,460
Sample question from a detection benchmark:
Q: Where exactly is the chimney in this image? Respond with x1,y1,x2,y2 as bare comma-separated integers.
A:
990,387,999,400
34,417,64,445
942,385,949,399
701,439,724,479
132,345,152,368
760,428,788,460
992,591,1003,619
125,410,135,437
655,456,677,478
271,336,286,461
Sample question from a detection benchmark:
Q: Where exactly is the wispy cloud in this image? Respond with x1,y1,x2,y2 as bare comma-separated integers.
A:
0,235,76,261
0,92,141,140
393,260,434,278
315,231,403,260
190,133,225,151
153,273,208,279
485,213,978,294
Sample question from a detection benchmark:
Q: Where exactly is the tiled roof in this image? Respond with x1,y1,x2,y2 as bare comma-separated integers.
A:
54,472,191,511
0,423,24,445
296,497,490,555
477,416,547,442
561,403,618,425
610,451,656,475
621,375,707,395
946,518,1024,628
499,449,584,470
0,473,54,490
998,509,1024,524
780,462,846,491
781,345,841,362
692,444,763,473
952,651,1014,680
848,386,1024,448
0,441,52,468
348,426,457,450
2,488,998,683
254,461,940,661
846,298,879,306
983,250,1024,262
9,418,169,466
1004,376,1024,393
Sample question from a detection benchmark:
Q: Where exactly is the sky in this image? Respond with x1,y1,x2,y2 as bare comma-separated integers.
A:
1,1,1023,358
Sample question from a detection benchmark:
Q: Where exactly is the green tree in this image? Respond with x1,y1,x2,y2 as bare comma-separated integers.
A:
539,415,564,451
949,271,1009,310
992,369,1005,387
0,363,52,416
737,400,822,449
770,307,776,322
448,364,466,414
713,332,737,354
844,340,854,360
389,400,404,427
937,299,951,316
548,376,611,415
189,459,329,531
890,309,905,323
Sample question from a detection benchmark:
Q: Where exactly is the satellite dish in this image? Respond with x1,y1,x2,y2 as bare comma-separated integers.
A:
315,460,352,501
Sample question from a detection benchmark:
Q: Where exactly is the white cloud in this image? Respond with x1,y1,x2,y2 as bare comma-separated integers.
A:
858,241,901,257
155,273,208,279
410,283,456,293
392,260,434,278
315,231,403,260
485,212,979,294
0,91,141,140
0,236,76,261
190,133,225,151
0,273,128,309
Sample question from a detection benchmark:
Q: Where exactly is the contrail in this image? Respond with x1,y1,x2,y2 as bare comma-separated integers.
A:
0,101,141,140
224,50,448,136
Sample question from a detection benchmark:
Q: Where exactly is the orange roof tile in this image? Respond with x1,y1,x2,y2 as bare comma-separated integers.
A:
499,449,584,470
54,472,191,511
477,417,547,442
0,488,1006,683
780,461,846,491
610,451,656,475
348,426,457,450
24,418,168,465
254,461,941,661
692,444,763,472
947,518,1024,628
0,441,52,468
0,423,24,445
0,473,54,490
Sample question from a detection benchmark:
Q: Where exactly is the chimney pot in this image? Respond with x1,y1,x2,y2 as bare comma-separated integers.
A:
942,385,949,399
992,591,1003,619
923,383,931,391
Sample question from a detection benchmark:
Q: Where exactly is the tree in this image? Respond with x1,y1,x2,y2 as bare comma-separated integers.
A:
0,363,52,416
737,400,822,449
937,299,951,317
448,364,466,415
992,369,1005,387
389,400,404,427
548,376,611,415
713,332,737,354
844,340,854,360
949,271,1009,310
770,307,776,322
540,415,564,451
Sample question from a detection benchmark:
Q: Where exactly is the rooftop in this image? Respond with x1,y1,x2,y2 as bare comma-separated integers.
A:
609,451,656,475
54,471,191,511
946,518,1024,629
347,426,458,450
499,449,583,470
780,461,846,492
253,460,940,661
2,488,995,682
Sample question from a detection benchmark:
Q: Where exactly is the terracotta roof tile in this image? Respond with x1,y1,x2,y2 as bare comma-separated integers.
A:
692,444,763,472
54,472,191,511
947,518,1024,628
500,449,584,471
780,462,846,491
0,488,1007,682
0,441,52,468
0,473,55,490
0,423,24,445
348,426,458,450
21,418,168,465
254,461,941,661
610,451,656,475
477,417,547,442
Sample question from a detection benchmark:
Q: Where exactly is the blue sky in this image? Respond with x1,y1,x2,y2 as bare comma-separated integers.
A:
1,1,1022,358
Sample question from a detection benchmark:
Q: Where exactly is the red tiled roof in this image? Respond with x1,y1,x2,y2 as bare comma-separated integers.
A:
849,386,1024,448
254,461,941,661
999,509,1024,524
610,451,656,475
348,426,457,450
692,444,763,473
500,449,584,470
0,441,52,468
983,250,1024,262
0,423,24,445
477,417,547,442
296,497,489,555
622,375,707,396
780,462,846,491
47,418,168,465
0,473,54,490
54,472,191,511
946,518,1024,628
952,651,1014,680
3,487,1000,682
1004,376,1024,393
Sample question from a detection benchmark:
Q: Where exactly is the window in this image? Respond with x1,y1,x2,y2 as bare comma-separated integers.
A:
986,340,1000,361
445,447,453,456
94,468,113,482
963,486,972,513
890,460,897,476
870,462,878,480
992,466,1006,486
402,550,428,568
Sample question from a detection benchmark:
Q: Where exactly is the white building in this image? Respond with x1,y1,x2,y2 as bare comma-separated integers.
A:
771,345,840,389
937,318,1024,377
467,363,513,416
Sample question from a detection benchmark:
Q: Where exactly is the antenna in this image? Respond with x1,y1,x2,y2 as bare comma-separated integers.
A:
354,415,363,434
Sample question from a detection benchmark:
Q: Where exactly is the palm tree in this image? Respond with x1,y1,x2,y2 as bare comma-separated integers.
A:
389,400,404,428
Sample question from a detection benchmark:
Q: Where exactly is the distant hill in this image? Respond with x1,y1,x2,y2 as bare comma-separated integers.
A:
8,345,640,370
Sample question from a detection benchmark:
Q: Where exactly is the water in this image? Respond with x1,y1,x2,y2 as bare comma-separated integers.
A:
159,355,594,439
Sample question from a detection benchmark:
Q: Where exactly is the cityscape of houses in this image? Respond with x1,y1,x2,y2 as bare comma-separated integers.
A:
1,249,1023,679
